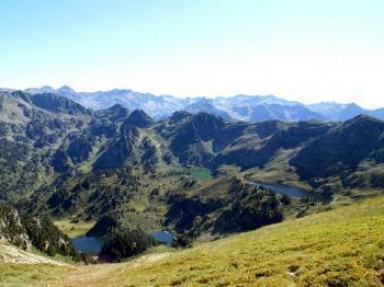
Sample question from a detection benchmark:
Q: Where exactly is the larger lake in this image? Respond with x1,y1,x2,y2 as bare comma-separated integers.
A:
250,181,329,201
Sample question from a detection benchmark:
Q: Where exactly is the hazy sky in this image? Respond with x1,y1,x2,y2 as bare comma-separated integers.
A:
1,0,384,108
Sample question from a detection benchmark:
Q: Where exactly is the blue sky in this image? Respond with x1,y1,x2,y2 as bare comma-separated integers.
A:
1,0,384,108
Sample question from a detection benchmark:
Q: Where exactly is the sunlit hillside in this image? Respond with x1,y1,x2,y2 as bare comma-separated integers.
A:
1,195,384,286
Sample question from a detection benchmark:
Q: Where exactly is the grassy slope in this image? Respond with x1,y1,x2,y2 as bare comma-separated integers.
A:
2,195,384,286
53,220,95,237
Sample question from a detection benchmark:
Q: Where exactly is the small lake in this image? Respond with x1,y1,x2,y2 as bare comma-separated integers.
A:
250,181,329,201
72,230,173,254
151,230,173,245
72,236,104,254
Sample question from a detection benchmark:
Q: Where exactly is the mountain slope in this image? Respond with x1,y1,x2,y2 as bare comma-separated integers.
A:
292,115,384,180
338,103,367,121
30,93,90,115
3,194,384,286
307,102,370,121
3,89,384,242
164,177,286,237
0,91,90,202
248,103,324,122
307,102,348,120
0,204,78,259
184,99,233,121
124,109,154,128
0,241,67,265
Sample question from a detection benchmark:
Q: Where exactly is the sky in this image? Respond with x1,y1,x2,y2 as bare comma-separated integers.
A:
0,0,384,108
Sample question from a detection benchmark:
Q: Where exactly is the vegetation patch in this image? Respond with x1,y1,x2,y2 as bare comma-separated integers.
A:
9,195,383,286
99,229,158,262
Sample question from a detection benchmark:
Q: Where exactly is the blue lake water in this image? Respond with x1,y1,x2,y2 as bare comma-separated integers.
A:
250,181,329,201
151,230,173,245
72,230,173,254
72,236,104,254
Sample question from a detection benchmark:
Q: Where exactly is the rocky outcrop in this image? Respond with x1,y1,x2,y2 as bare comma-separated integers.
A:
0,205,31,250
0,204,77,258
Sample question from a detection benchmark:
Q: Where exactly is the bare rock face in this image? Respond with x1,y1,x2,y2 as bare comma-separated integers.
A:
0,204,77,258
0,205,32,251
23,216,77,257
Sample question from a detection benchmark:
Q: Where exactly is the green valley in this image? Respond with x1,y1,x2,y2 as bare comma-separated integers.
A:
1,90,384,286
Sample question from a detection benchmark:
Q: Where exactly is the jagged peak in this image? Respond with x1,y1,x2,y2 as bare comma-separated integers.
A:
108,103,128,111
124,109,154,128
345,114,383,124
29,92,89,115
129,109,153,120
9,90,32,103
194,111,223,120
337,114,384,133
170,110,192,118
342,102,365,112
188,112,226,129
167,111,193,124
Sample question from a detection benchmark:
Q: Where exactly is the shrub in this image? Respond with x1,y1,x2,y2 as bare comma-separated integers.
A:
23,217,78,258
99,229,157,262
172,234,192,248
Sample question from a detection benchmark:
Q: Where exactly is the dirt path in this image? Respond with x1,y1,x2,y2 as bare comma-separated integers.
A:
1,240,171,286
46,253,171,287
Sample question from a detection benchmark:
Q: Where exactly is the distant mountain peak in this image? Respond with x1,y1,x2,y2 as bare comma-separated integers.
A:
337,103,366,121
345,114,383,124
108,103,127,111
30,93,89,115
40,85,54,90
168,111,193,124
58,85,76,93
191,111,226,128
16,85,384,122
125,109,154,128
343,102,363,110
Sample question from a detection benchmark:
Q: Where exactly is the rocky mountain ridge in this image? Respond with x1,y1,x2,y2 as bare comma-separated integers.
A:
1,89,384,240
22,85,384,122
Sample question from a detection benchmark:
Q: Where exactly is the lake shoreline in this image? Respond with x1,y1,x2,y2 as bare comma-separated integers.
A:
249,181,331,202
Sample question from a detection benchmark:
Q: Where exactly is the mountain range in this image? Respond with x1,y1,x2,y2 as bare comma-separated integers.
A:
2,87,384,287
20,85,383,122
1,88,384,239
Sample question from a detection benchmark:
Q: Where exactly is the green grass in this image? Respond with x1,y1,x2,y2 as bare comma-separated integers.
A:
109,195,384,286
54,219,95,237
189,167,213,181
165,165,213,181
2,194,384,286
0,264,73,287
243,148,312,190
